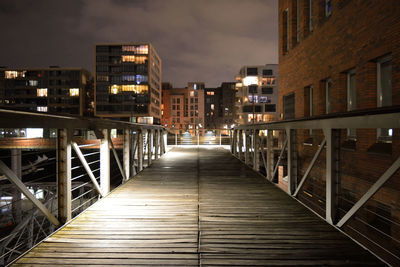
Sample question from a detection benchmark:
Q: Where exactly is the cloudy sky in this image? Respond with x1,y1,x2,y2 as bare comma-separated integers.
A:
0,0,278,87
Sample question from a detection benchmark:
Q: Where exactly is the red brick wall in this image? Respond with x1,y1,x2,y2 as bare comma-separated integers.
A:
278,0,400,264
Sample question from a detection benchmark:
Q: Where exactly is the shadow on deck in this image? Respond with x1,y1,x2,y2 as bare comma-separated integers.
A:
12,147,384,266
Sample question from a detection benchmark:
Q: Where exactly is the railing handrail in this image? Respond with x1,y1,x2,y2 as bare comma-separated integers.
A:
235,106,400,130
0,109,163,130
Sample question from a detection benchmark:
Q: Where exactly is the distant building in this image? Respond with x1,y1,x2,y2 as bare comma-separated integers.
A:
162,82,205,133
94,43,161,124
279,0,399,264
204,82,236,129
204,87,218,129
235,64,279,124
0,67,93,116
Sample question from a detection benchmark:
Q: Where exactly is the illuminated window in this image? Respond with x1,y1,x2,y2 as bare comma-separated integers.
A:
122,75,135,82
122,45,135,52
5,70,26,79
37,88,48,97
136,75,148,84
110,85,122,94
121,84,149,94
190,91,194,97
122,55,135,62
260,96,271,103
248,95,258,103
263,77,276,85
206,91,214,95
135,56,147,64
69,88,79,96
136,45,149,54
243,76,258,86
29,80,38,86
37,106,47,112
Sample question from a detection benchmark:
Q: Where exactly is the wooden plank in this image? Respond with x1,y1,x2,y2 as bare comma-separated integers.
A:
13,147,384,266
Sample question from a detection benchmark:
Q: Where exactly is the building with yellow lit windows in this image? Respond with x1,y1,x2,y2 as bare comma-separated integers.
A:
0,67,93,116
95,43,162,124
235,64,279,124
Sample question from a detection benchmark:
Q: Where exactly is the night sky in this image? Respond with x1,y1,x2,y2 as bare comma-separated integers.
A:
0,0,278,87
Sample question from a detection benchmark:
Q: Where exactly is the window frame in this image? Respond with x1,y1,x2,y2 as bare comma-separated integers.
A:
377,54,393,142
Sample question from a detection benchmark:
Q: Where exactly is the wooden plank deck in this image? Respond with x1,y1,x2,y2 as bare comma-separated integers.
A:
13,147,384,266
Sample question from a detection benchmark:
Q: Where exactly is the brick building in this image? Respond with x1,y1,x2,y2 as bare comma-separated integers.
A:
279,0,400,264
161,82,205,133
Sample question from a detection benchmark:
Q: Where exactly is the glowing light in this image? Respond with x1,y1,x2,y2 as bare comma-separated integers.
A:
69,88,79,96
26,128,43,138
5,70,26,79
37,88,48,97
243,76,258,86
110,85,121,94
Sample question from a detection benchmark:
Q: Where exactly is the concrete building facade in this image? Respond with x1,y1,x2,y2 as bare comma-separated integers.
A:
95,43,161,124
279,0,400,264
235,64,279,124
0,67,93,116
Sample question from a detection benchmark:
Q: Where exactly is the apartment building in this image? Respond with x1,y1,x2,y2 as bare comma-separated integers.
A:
235,64,279,124
0,67,93,116
95,43,161,124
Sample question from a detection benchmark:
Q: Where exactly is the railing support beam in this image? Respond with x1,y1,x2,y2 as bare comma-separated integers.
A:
267,130,274,181
324,128,340,225
123,129,130,181
286,129,297,195
0,161,60,226
100,129,110,196
148,130,153,166
57,128,72,224
138,129,143,172
253,129,260,172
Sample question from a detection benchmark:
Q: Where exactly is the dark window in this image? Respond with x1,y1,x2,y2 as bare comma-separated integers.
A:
265,104,276,112
248,86,258,93
242,105,253,112
284,93,295,119
247,68,258,76
283,9,289,53
262,87,273,94
262,69,273,76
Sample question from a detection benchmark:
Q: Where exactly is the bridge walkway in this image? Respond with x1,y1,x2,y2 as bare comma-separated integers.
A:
13,147,384,266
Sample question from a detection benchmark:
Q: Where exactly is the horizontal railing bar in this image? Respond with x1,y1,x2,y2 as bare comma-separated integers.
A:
0,108,164,130
234,106,400,130
71,195,98,213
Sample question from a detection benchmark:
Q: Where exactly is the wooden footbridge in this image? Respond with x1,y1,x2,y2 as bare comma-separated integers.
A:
12,147,383,266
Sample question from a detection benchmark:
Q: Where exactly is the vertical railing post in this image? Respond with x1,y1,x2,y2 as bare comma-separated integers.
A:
219,130,222,146
245,131,250,165
267,129,274,181
57,128,72,224
175,130,178,145
148,129,153,166
138,129,143,172
197,130,200,145
286,128,298,195
324,128,340,225
160,129,165,155
232,130,237,155
123,129,130,182
131,131,137,176
253,129,260,171
238,130,243,160
100,129,110,196
11,148,22,224
155,129,160,160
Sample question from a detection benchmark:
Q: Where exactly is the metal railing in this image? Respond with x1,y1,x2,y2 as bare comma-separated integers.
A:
166,128,232,146
230,106,400,266
0,109,166,265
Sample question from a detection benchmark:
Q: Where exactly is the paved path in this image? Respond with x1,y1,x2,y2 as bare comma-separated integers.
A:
13,147,384,266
